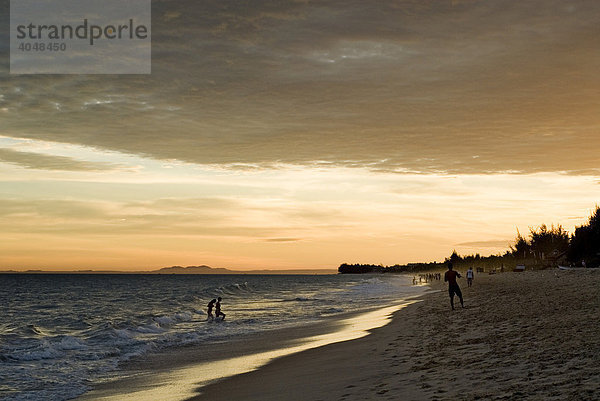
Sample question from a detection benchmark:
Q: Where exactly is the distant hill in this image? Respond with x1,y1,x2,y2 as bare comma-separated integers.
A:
154,265,231,274
152,265,335,275
0,265,336,275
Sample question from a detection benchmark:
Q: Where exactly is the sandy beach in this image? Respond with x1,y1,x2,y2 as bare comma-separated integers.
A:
194,269,600,401
76,269,600,401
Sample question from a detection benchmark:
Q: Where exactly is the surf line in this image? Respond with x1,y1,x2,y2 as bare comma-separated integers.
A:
85,300,420,401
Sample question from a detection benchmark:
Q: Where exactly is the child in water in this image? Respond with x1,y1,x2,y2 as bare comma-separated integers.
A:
215,297,226,320
206,299,216,321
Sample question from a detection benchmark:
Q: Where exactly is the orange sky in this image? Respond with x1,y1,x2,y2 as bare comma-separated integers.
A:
1,0,600,271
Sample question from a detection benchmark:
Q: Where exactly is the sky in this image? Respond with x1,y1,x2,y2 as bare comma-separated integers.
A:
1,0,599,271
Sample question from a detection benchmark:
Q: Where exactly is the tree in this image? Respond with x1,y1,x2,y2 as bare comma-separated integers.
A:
510,230,531,259
448,250,462,264
568,206,600,266
528,224,569,260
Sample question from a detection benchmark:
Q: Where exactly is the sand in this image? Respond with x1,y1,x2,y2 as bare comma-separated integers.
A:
77,301,421,401
194,269,600,401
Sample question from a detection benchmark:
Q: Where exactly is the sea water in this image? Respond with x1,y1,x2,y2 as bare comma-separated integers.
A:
0,273,424,400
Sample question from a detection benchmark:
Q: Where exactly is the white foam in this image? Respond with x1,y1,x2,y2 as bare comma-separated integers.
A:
136,323,166,334
58,336,88,350
85,301,420,401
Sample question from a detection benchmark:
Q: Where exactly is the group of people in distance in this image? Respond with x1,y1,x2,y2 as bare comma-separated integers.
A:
206,297,226,321
444,263,475,310
412,273,442,285
206,264,473,319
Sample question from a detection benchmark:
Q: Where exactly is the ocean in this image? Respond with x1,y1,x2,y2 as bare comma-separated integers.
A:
0,273,424,400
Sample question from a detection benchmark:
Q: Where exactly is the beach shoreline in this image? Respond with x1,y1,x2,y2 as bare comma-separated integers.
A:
77,285,428,401
193,269,599,401
78,269,600,401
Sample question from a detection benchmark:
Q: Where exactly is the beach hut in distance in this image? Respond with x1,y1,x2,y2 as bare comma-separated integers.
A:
543,249,568,267
514,264,526,272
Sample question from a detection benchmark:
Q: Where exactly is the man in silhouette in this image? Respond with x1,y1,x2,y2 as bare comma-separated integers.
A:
215,297,226,320
444,262,464,310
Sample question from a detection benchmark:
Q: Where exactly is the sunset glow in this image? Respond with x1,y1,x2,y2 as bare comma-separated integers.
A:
2,0,600,271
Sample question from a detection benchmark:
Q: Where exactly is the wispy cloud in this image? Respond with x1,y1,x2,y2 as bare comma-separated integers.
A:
456,240,513,248
0,148,121,171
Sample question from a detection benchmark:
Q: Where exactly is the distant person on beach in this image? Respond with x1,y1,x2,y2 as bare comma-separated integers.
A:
215,297,226,320
466,267,474,287
444,262,464,310
207,299,216,321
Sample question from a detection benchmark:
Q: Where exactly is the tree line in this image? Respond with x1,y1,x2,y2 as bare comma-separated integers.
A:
339,205,600,274
337,262,443,274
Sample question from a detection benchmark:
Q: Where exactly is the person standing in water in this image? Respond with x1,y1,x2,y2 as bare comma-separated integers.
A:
444,262,464,310
466,267,474,288
215,297,226,320
206,299,216,321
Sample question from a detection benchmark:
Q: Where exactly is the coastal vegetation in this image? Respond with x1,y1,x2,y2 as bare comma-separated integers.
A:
339,205,600,273
337,262,443,274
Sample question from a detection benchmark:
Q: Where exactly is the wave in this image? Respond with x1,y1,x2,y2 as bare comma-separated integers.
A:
25,324,50,337
280,297,314,302
0,273,422,401
56,336,88,351
319,308,345,315
5,335,87,362
203,281,253,297
153,312,193,327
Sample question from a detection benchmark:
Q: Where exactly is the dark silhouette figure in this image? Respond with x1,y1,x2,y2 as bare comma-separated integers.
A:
207,299,216,321
444,262,464,310
215,297,226,320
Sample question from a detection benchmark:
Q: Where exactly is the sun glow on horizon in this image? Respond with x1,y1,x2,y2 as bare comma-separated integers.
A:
0,140,598,271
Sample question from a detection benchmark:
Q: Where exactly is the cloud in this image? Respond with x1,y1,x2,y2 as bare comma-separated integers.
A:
0,196,347,239
456,240,513,248
1,0,599,174
0,148,121,171
0,199,108,218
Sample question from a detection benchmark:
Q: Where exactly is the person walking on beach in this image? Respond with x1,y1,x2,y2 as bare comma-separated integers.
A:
466,267,474,288
444,262,464,310
207,299,216,321
215,297,226,320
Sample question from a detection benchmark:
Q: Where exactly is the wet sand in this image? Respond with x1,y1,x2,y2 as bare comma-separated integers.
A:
77,299,422,401
194,269,600,400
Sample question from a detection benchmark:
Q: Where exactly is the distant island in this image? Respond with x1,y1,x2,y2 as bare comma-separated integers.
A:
153,265,234,274
0,265,337,275
151,265,336,275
